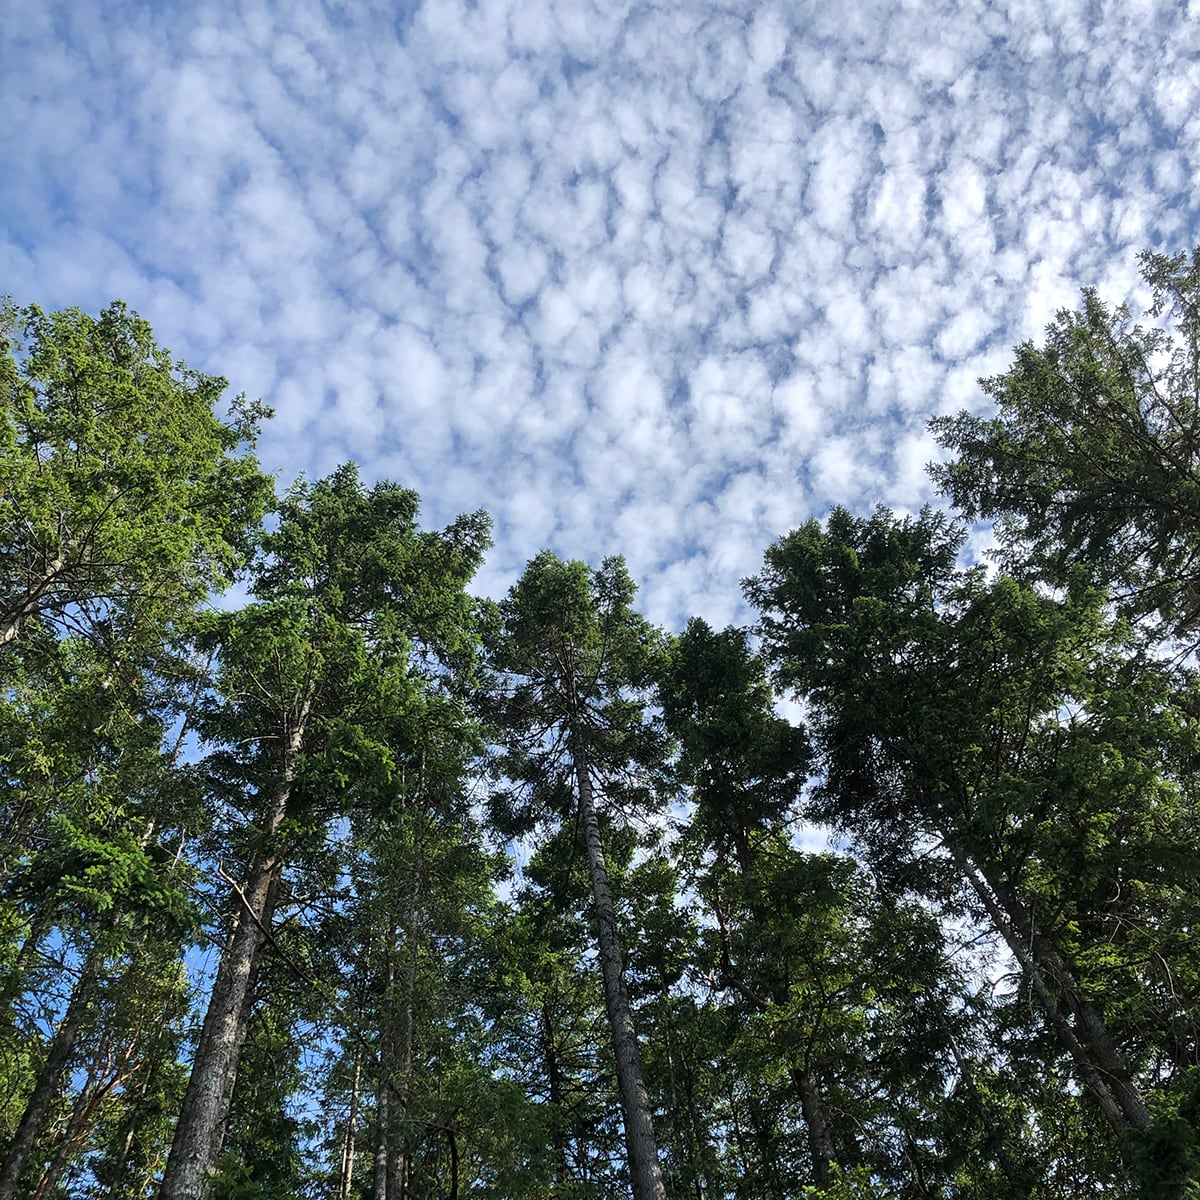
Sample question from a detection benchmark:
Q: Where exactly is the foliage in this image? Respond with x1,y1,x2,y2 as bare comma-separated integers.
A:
4,272,1200,1196
931,248,1200,633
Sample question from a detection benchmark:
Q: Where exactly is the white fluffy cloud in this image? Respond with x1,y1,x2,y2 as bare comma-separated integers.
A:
2,0,1198,629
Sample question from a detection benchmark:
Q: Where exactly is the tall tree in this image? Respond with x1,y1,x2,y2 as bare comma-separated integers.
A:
159,466,489,1200
0,298,270,657
0,635,204,1199
0,297,269,1194
658,619,809,878
746,507,1200,1167
484,551,669,1200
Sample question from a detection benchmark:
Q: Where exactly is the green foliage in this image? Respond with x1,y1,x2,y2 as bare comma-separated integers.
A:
658,619,809,870
931,248,1200,633
1129,1070,1200,1199
484,549,669,836
6,814,198,931
7,272,1200,1197
0,298,272,655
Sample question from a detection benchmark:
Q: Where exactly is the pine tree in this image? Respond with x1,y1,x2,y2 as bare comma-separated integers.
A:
483,552,669,1200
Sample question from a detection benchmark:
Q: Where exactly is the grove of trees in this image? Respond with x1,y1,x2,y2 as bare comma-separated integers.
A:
1,251,1198,1199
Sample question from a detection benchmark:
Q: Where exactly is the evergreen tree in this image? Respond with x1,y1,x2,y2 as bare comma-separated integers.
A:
931,247,1200,636
747,506,1200,1185
160,466,489,1199
484,551,669,1200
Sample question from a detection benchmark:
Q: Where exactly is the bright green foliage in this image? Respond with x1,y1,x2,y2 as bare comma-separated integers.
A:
930,249,1200,632
483,551,672,1200
195,463,490,853
214,965,317,1200
0,298,271,1196
0,299,271,657
177,464,491,1192
326,727,511,1200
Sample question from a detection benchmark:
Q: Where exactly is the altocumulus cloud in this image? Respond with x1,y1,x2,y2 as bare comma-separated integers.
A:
2,0,1199,627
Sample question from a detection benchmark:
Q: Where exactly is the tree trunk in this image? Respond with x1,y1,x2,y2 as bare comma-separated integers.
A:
158,697,311,1200
337,1051,362,1200
572,736,667,1200
789,1068,835,1190
965,865,1149,1132
541,1001,569,1188
32,1060,114,1200
0,956,96,1200
373,1069,390,1200
389,912,418,1200
105,1066,154,1200
680,1052,719,1200
0,546,71,651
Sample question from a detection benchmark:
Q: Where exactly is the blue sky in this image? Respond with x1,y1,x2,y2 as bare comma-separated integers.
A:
3,0,1199,630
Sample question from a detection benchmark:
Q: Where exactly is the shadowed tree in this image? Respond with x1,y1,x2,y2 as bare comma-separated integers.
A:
746,506,1200,1172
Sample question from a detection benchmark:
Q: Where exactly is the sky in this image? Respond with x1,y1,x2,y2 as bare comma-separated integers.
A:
3,0,1199,631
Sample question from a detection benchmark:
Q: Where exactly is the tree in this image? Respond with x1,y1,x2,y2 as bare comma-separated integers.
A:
658,619,809,879
0,632,204,1200
0,297,269,1196
930,247,1200,634
0,299,270,657
483,839,630,1198
159,466,489,1200
329,697,505,1200
484,551,669,1200
746,506,1200,1171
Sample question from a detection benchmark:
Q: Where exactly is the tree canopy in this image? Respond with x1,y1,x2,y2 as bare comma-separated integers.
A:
2,265,1199,1200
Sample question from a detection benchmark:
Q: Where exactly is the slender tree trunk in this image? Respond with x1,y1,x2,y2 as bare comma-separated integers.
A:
728,1089,753,1183
789,1068,835,1190
747,1093,783,1200
572,736,667,1200
337,1050,362,1200
0,546,71,651
373,1069,391,1200
541,1001,569,1188
106,1066,155,1200
32,1060,117,1200
389,914,418,1200
0,957,96,1200
719,794,754,881
159,697,311,1200
680,1052,718,1200
657,974,693,1198
712,888,843,1186
0,793,48,889
965,865,1149,1132
0,911,49,1009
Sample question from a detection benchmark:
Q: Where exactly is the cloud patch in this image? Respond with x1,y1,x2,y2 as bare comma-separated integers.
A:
2,0,1198,629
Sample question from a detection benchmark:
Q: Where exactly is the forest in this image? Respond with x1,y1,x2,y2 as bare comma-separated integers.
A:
0,249,1198,1200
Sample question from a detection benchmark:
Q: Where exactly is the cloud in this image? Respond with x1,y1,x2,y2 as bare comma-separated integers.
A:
2,0,1198,632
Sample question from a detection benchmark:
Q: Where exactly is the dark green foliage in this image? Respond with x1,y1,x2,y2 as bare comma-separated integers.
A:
931,249,1200,634
1129,1070,1200,1200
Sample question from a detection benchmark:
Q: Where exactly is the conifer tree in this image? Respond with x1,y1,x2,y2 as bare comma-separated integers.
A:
484,552,669,1200
160,466,489,1199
